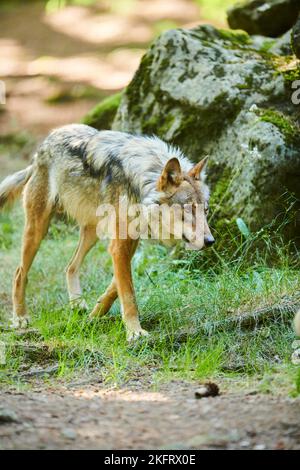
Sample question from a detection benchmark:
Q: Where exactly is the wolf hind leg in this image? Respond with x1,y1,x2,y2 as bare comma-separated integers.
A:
12,176,52,328
66,225,97,310
89,277,117,318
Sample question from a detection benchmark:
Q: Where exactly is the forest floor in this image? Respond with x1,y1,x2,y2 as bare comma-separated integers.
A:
0,1,300,451
1,378,300,450
0,0,203,139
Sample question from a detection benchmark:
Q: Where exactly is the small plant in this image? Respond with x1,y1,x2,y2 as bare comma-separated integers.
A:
260,108,299,144
236,217,251,239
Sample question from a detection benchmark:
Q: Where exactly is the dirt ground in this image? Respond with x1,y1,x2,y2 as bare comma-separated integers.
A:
1,380,299,450
1,1,300,451
0,0,201,138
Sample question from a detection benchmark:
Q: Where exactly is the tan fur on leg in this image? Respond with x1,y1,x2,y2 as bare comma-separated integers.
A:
12,176,52,328
90,239,138,319
109,238,148,341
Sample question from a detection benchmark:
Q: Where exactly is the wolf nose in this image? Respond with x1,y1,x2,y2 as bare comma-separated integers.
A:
204,235,215,247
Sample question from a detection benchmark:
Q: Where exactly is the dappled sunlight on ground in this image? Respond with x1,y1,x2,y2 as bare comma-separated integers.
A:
0,39,30,76
0,0,208,139
132,0,199,22
27,51,144,90
44,1,200,45
44,7,154,45
1,382,299,449
70,388,170,402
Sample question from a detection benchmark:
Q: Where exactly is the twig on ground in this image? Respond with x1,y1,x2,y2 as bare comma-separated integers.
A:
18,364,59,378
174,294,300,342
204,294,300,334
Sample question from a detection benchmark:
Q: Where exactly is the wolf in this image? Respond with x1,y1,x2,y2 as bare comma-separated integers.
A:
0,124,214,340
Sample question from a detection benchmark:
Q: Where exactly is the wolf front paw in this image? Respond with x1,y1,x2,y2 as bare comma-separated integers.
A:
70,297,88,312
11,314,30,329
126,328,149,342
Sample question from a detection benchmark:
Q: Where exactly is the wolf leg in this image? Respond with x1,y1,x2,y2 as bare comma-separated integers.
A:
89,277,117,318
12,175,52,328
66,225,97,310
109,238,148,341
89,239,138,319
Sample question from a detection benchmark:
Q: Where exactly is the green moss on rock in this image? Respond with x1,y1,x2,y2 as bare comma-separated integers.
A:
124,52,154,119
217,28,251,46
281,66,300,83
260,108,299,143
82,92,122,130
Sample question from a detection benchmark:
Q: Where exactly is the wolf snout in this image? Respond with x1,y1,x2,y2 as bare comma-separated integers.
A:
204,234,215,247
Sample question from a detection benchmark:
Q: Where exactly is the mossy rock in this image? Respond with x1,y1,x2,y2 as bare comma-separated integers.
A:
82,92,122,130
112,25,300,241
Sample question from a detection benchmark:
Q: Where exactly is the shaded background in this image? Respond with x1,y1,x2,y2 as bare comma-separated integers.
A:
0,0,235,176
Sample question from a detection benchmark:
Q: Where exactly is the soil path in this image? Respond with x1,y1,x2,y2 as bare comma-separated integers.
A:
1,382,299,450
0,0,201,137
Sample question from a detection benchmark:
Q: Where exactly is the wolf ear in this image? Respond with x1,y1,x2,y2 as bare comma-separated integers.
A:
157,158,182,192
188,156,208,180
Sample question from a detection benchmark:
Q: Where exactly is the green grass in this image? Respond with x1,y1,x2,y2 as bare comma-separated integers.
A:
0,206,299,394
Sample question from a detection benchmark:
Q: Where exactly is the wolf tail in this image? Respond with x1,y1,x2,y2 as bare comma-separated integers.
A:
0,165,33,211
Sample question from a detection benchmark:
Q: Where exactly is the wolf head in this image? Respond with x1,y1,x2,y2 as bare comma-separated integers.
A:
156,156,214,251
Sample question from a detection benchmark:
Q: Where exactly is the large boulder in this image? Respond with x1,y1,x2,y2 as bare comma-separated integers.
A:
227,0,300,38
112,26,300,241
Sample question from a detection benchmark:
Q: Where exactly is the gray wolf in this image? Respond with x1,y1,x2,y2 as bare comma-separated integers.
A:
0,124,214,340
